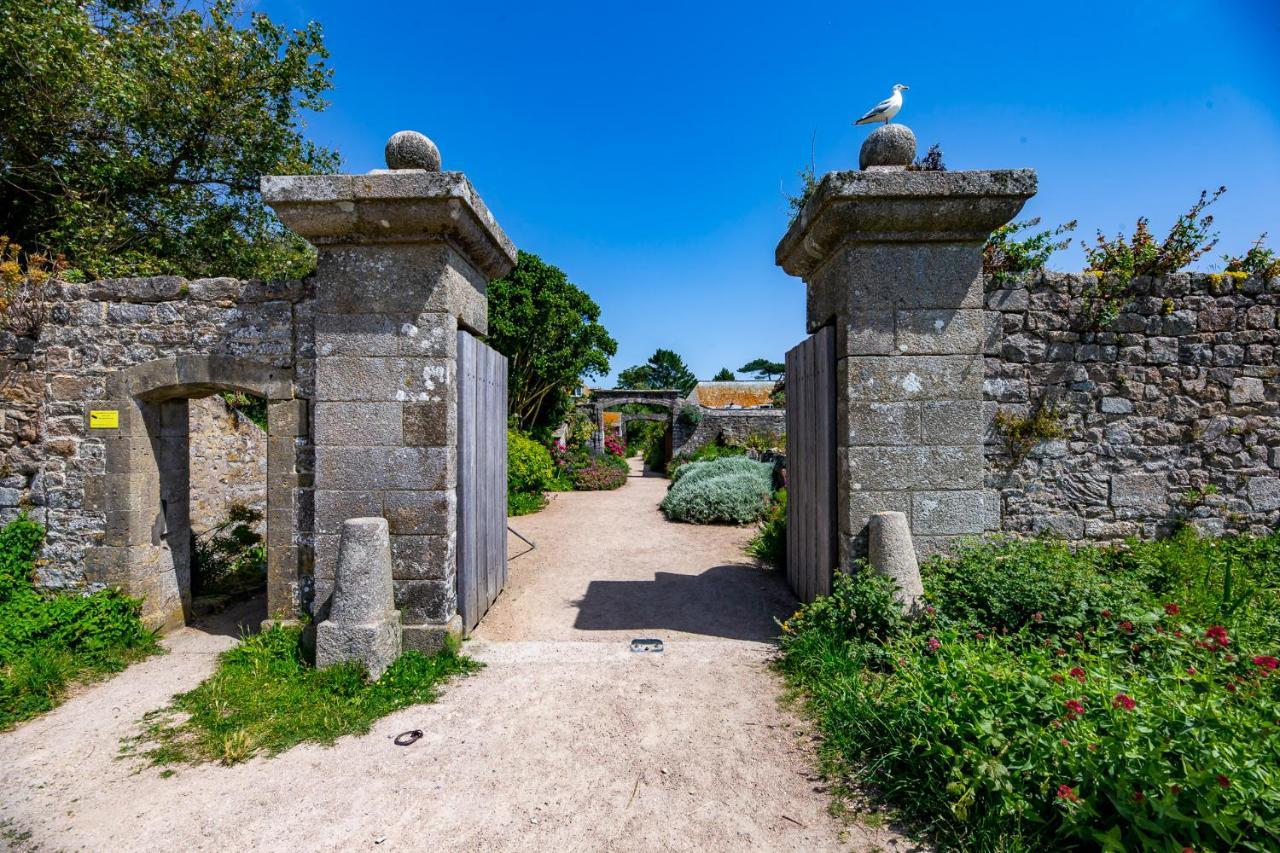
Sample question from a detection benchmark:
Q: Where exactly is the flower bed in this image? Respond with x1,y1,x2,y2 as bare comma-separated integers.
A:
777,532,1280,850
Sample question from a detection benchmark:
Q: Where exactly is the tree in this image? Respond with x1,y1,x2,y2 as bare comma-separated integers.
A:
487,251,617,435
616,348,698,395
0,0,339,280
712,368,735,381
738,358,786,380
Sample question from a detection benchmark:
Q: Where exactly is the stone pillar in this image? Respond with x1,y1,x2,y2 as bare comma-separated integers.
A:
316,517,401,678
776,133,1035,564
262,131,516,651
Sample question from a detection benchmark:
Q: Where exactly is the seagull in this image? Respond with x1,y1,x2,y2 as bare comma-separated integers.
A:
854,84,909,125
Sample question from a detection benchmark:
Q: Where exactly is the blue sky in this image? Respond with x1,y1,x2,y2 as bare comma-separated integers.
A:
258,0,1279,385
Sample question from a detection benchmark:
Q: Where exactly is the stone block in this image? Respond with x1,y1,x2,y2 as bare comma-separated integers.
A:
315,313,399,357
1100,396,1134,414
188,277,242,302
315,402,402,447
315,356,452,403
390,534,455,580
893,309,984,355
401,615,463,653
841,354,983,403
1229,377,1265,404
839,489,911,537
911,490,992,535
402,400,453,446
846,445,984,490
383,490,452,536
316,619,401,679
840,312,895,356
1247,477,1280,511
315,446,452,491
1110,474,1168,510
394,578,456,623
920,400,984,445
843,402,919,446
314,490,384,535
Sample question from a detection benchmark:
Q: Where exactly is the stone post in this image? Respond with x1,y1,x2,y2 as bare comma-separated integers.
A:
316,517,401,678
262,131,516,651
776,128,1035,564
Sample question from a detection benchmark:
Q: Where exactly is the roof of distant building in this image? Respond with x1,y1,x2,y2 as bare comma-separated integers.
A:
687,381,777,409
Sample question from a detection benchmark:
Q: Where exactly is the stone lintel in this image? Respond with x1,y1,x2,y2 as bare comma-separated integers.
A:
261,171,516,281
776,169,1037,278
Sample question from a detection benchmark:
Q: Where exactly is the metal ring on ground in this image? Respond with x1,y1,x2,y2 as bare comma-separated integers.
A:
394,729,424,746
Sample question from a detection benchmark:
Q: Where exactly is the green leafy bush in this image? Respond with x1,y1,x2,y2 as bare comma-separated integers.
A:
983,217,1076,285
667,440,747,479
507,490,548,516
1,515,157,729
746,488,786,568
507,430,554,494
660,457,773,524
127,624,478,765
777,531,1280,851
191,504,265,597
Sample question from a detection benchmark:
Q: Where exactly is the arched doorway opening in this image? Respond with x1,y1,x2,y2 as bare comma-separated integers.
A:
85,356,305,632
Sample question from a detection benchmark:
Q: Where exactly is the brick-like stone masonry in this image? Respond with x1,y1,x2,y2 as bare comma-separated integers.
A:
674,409,786,457
985,271,1279,539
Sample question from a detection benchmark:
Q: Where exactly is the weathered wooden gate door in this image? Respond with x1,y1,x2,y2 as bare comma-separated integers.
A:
456,332,509,633
785,325,836,604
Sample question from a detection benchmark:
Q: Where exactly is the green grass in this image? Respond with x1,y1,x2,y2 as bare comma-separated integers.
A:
508,490,548,516
777,531,1280,851
126,624,480,766
1,514,159,730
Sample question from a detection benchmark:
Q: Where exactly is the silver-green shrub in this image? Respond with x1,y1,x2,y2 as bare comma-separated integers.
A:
660,457,773,524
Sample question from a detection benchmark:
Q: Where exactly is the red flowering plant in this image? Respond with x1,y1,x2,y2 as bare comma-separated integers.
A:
777,530,1280,851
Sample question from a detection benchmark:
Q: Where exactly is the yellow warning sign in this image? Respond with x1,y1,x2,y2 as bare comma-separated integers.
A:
89,410,119,429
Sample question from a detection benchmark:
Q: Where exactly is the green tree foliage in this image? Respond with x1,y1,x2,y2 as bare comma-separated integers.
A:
487,251,616,434
712,367,735,381
737,358,785,380
0,0,339,280
616,348,697,395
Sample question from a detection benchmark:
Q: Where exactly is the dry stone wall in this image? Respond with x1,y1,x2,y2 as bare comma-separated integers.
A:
675,408,786,457
985,271,1279,539
188,395,267,535
0,275,312,597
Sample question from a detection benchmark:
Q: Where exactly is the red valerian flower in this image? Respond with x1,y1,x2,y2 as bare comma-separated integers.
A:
1171,784,1182,794
1050,673,1065,683
1216,775,1231,788
1087,743,1097,751
1226,682,1238,693
1252,655,1279,671
1032,611,1044,622
1065,699,1086,718
1069,666,1086,683
1101,609,1113,618
1133,791,1146,802
1112,693,1137,711
1059,738,1069,746
1056,784,1079,802
976,632,986,640
1186,666,1197,675
926,637,941,653
1120,620,1135,633
1204,625,1230,649
1164,602,1180,616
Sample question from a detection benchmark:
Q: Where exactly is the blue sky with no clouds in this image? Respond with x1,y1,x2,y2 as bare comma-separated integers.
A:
256,0,1279,385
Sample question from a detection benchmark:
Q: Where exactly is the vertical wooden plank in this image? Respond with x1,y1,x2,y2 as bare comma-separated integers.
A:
497,351,509,591
484,345,499,613
816,326,834,597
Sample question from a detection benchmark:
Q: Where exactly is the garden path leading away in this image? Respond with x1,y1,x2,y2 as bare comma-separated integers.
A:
0,458,914,852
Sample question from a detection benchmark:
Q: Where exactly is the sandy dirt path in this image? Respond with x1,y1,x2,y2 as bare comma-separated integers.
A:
0,458,911,852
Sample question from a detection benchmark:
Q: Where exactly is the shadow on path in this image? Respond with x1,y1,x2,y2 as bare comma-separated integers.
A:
572,563,792,642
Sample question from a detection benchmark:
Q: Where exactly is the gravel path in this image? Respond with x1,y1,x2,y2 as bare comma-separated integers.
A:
0,458,911,852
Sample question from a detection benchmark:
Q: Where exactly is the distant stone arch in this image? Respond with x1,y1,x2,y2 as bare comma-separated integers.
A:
85,355,306,630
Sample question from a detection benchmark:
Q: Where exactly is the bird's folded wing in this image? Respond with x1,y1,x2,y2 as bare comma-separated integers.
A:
857,97,893,121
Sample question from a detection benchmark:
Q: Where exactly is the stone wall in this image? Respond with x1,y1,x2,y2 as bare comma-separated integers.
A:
674,408,786,457
985,271,1279,539
188,395,267,535
0,275,312,599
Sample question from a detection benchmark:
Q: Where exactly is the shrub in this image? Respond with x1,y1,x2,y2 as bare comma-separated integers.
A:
191,504,265,597
983,218,1077,285
507,430,554,494
660,457,773,524
603,433,626,457
507,491,547,516
1,515,157,729
746,489,786,568
777,531,1280,851
1223,233,1280,282
677,403,702,426
667,440,747,479
906,143,946,172
572,456,629,491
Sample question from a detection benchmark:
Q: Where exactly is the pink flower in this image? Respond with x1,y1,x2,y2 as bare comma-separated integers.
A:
1164,602,1180,616
926,637,941,653
1112,693,1137,711
1120,620,1135,633
1032,611,1044,623
1065,699,1086,718
1216,774,1231,788
1101,609,1113,618
1069,666,1086,683
1059,738,1069,746
1056,784,1079,802
1186,666,1197,675
1252,655,1279,671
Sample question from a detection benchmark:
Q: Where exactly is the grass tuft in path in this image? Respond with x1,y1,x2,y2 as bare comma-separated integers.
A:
126,624,480,766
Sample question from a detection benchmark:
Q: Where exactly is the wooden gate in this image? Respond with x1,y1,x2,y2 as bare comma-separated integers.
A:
785,325,837,604
456,331,509,633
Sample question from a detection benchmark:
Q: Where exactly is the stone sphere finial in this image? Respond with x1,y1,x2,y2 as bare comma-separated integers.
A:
385,130,441,171
860,124,917,171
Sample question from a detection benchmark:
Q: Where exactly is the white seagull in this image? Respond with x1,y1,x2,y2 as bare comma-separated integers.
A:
854,84,909,125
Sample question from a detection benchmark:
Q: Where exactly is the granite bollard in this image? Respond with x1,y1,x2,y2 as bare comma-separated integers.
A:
316,517,402,678
868,511,924,614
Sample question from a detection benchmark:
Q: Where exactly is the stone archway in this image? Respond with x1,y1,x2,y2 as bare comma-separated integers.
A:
84,355,306,631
